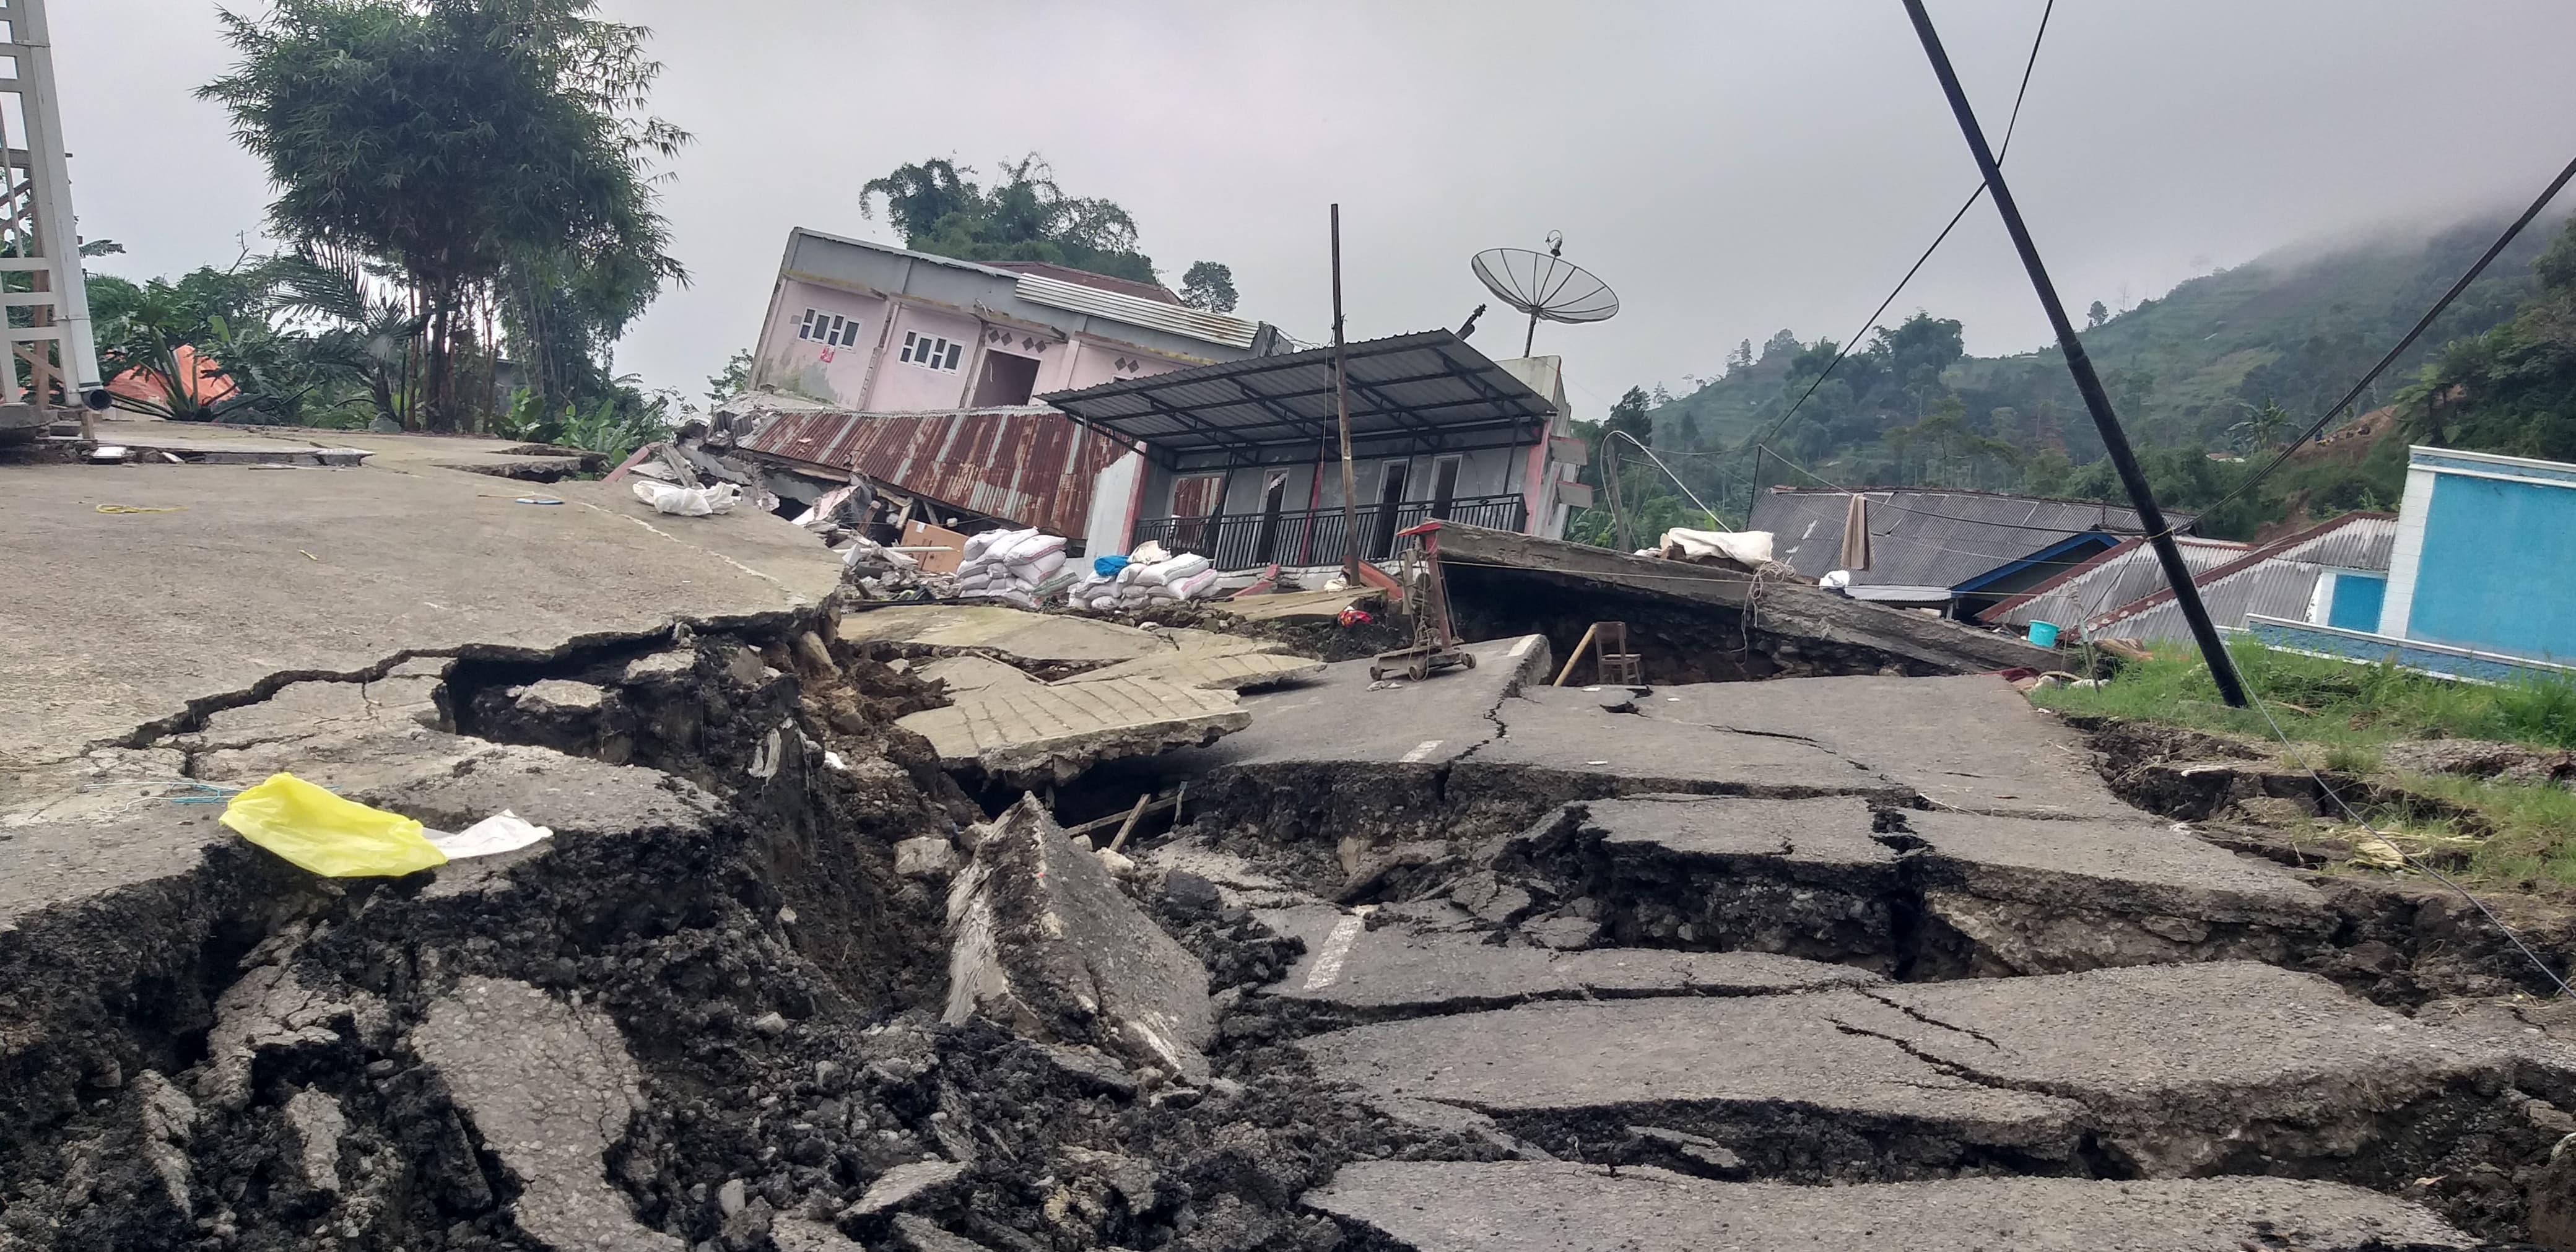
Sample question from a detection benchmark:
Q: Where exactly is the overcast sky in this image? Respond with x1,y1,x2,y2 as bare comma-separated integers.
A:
54,1,2576,419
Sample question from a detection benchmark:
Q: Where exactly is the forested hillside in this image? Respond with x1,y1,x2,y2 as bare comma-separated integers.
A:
1575,209,2573,545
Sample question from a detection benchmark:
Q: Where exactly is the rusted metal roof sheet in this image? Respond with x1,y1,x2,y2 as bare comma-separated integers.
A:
734,404,1126,536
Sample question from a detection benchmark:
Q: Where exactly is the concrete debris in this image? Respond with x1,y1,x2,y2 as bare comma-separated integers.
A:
944,796,1215,1077
895,835,962,878
407,976,684,1252
843,1159,970,1219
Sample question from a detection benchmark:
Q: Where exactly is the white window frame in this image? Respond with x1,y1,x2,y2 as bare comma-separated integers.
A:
900,330,964,373
796,307,864,348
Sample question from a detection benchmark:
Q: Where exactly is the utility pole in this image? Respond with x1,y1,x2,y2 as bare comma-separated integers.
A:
1902,0,2249,707
1329,204,1362,582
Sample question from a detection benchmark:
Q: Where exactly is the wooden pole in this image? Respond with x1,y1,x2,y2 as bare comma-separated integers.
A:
1107,792,1152,853
1330,204,1362,583
1551,623,1603,687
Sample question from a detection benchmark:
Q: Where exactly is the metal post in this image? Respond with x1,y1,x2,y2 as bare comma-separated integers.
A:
1329,205,1363,581
1903,0,2249,707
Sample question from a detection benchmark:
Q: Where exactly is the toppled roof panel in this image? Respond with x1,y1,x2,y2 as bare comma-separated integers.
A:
733,404,1127,536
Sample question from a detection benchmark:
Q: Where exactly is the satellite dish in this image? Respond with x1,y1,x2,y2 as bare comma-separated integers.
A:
1472,232,1621,356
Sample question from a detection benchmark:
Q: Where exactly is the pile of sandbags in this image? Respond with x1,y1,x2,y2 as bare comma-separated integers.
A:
1069,546,1224,612
955,528,1068,610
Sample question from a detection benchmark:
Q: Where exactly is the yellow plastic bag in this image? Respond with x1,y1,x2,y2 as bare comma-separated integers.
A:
220,772,448,877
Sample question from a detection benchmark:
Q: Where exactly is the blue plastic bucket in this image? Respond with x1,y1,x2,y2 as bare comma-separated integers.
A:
2027,620,2061,648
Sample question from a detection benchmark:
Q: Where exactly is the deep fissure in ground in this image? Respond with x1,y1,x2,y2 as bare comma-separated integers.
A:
7,622,2574,1250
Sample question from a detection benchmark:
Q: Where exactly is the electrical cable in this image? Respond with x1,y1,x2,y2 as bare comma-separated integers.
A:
2139,152,2576,537
2242,688,2573,998
1740,0,2053,463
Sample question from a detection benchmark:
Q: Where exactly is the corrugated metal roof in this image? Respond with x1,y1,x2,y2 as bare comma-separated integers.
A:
1978,536,2248,631
1014,273,1260,349
1749,487,2185,590
2088,512,2397,643
985,261,1181,305
1042,330,1553,459
731,404,1126,536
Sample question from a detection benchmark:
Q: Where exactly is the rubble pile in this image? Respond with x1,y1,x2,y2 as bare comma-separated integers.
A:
0,613,1447,1252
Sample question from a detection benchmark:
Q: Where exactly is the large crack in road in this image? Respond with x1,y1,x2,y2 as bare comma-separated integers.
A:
9,605,2576,1252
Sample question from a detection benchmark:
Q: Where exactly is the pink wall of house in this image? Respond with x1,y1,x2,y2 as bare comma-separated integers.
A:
755,277,1196,414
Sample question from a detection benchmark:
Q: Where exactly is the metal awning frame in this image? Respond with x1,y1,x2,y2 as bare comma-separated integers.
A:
1041,330,1554,471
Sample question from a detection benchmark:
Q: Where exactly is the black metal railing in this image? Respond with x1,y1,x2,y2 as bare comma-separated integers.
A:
1131,493,1526,569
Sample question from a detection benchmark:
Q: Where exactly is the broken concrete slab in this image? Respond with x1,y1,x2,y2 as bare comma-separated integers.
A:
1207,587,1380,624
899,676,1249,786
1160,635,1552,843
1648,674,2136,820
1299,962,2551,1184
915,654,1043,695
1495,794,2333,976
945,797,1214,1077
1055,646,1325,692
407,975,684,1251
1254,901,1881,1027
1455,687,1910,817
1503,796,1907,967
840,604,1168,669
1305,1161,2476,1251
0,464,837,776
1899,805,2333,976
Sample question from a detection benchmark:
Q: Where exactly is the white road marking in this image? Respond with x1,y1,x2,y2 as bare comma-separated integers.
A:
1303,914,1368,991
1399,739,1443,763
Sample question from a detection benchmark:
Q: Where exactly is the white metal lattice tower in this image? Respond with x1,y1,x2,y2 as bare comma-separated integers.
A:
0,0,101,415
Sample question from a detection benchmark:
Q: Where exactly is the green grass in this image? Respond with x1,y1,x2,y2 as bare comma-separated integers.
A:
2030,639,2576,751
2369,773,2576,887
2033,640,2576,889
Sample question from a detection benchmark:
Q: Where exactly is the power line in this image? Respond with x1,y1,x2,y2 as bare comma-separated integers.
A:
1741,0,2053,462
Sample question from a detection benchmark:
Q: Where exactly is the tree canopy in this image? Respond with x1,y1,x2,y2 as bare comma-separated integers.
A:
863,155,1159,285
201,0,687,430
1179,262,1238,313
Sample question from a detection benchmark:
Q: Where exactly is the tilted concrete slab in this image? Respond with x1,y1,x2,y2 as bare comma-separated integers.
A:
915,654,1043,695
1461,689,1908,804
1306,1162,2475,1251
1900,805,2333,975
1155,636,1552,843
1531,795,1906,965
899,675,1250,786
946,797,1213,1076
1256,900,1881,1026
408,976,682,1251
1523,794,2332,973
840,604,1168,667
1299,962,2538,1181
1056,646,1325,692
1183,635,1551,772
0,463,837,776
1647,674,2134,819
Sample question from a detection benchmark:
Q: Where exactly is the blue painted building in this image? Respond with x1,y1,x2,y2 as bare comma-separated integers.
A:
2249,445,2576,682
